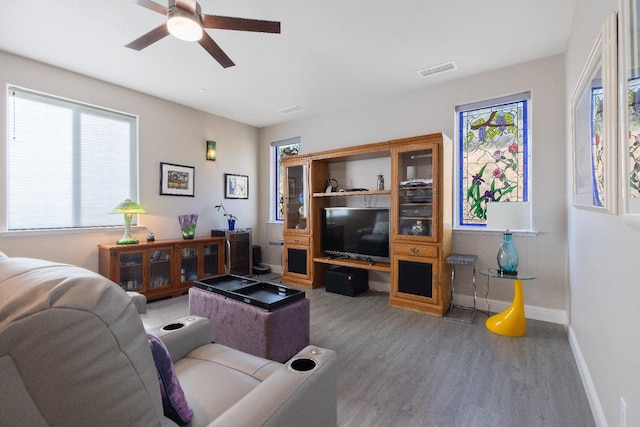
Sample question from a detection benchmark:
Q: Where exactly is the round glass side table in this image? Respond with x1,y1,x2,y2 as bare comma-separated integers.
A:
479,270,535,337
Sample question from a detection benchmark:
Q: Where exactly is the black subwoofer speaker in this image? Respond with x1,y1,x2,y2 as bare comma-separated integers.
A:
325,266,369,297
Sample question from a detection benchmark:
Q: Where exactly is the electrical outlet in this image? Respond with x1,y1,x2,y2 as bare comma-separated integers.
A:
620,397,627,427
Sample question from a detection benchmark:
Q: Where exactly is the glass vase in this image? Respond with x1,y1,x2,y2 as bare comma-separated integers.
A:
411,220,425,236
178,214,198,239
497,232,518,273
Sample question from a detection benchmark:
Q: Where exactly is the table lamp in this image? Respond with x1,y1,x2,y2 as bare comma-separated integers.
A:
486,201,530,275
111,199,146,245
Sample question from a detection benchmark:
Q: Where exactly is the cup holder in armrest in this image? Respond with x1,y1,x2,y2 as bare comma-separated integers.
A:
161,322,185,331
290,358,317,372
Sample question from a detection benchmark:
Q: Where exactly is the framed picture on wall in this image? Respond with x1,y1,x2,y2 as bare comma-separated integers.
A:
570,12,618,213
160,162,195,197
620,0,640,219
224,173,249,199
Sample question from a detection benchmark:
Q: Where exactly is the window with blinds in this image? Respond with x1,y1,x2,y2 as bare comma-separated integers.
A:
6,87,139,231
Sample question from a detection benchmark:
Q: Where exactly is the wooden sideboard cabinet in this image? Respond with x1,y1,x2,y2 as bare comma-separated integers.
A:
98,236,226,300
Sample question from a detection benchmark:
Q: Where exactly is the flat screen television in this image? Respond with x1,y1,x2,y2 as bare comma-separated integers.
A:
321,207,390,262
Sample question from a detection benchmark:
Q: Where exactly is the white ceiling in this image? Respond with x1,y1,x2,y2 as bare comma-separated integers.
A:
0,0,576,128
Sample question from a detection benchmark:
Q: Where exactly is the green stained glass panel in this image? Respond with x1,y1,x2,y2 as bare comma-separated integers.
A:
591,87,604,206
459,99,528,226
627,77,640,198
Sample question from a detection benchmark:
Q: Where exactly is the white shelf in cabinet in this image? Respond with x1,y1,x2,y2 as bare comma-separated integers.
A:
313,189,391,197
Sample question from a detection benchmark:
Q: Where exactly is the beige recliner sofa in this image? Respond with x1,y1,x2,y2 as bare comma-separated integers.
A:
0,253,337,427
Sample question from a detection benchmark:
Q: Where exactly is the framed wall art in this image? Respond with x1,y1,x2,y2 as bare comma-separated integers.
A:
571,12,618,213
224,173,249,199
619,0,640,219
160,162,195,197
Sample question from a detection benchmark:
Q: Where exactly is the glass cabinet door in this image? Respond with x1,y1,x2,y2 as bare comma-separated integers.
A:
180,244,199,283
118,251,144,292
286,163,308,231
202,243,220,278
149,247,172,289
397,147,435,239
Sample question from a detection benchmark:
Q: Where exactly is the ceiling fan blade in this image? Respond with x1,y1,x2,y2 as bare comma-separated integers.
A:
136,0,168,15
125,24,170,51
202,15,281,33
198,32,235,68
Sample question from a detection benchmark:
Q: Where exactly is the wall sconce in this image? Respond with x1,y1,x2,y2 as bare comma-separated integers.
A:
206,140,217,161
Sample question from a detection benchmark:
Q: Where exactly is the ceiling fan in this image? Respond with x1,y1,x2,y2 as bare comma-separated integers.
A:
125,0,281,68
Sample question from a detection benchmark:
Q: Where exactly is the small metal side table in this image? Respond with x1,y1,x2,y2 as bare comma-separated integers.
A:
444,254,478,324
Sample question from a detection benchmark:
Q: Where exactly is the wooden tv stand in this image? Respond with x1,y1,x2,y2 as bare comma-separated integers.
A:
281,133,453,317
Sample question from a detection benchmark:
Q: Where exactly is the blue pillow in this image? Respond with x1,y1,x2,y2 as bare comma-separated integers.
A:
147,333,194,424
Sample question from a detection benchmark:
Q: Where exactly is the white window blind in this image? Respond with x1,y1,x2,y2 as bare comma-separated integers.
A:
7,87,138,230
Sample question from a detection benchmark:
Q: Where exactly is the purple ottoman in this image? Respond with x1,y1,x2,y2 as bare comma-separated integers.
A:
188,286,310,362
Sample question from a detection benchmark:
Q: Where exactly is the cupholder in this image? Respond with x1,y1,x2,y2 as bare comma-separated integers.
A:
162,322,184,331
290,358,317,372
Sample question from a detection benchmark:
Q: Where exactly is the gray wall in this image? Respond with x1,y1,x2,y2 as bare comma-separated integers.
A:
0,51,259,271
258,53,568,319
253,1,640,424
565,0,640,426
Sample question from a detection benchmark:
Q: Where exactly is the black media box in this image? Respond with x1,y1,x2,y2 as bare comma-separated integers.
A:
325,266,369,297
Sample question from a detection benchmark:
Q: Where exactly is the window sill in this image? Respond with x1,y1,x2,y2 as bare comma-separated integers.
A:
453,228,539,237
0,225,146,238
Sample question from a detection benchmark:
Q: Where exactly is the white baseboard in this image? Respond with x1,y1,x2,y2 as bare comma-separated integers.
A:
568,326,608,427
368,280,390,293
265,263,283,275
453,294,568,325
270,266,567,325
456,295,605,425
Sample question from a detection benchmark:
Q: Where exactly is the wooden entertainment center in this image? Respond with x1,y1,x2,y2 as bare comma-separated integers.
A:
281,133,453,316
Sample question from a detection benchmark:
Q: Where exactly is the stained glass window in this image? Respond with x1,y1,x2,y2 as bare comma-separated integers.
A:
626,77,640,199
274,139,300,221
591,87,604,207
457,94,529,227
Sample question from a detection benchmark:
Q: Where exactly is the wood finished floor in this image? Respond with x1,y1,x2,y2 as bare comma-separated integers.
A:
147,280,595,427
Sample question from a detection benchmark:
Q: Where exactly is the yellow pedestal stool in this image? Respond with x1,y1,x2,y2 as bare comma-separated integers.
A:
480,271,535,337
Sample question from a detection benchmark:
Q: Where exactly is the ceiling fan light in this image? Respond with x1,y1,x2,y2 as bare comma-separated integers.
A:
167,10,203,41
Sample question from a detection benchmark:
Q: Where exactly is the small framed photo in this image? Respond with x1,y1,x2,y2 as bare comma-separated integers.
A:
224,173,249,199
570,13,617,213
160,162,195,197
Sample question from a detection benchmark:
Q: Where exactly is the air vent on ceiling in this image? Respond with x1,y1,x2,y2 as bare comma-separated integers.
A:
278,105,303,114
417,61,458,78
